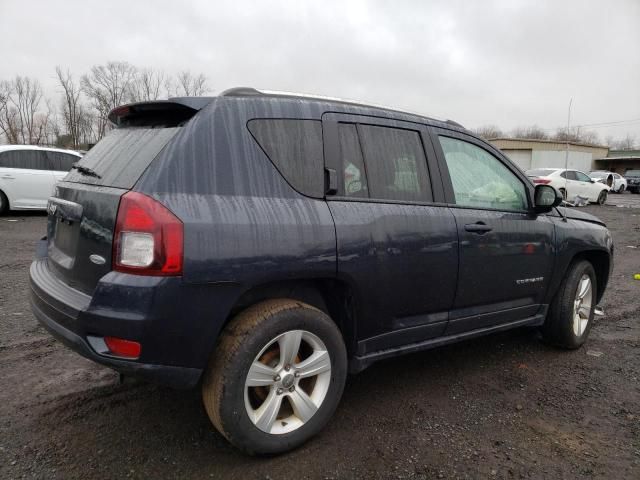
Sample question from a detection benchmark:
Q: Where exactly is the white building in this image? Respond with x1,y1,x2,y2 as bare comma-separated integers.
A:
489,138,609,173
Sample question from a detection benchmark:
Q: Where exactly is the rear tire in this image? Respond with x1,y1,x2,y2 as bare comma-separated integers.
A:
618,185,625,194
559,188,567,200
541,260,597,349
202,299,347,455
597,190,608,205
0,190,8,215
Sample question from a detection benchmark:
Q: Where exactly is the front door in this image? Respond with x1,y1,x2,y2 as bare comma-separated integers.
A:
431,129,555,334
323,113,459,355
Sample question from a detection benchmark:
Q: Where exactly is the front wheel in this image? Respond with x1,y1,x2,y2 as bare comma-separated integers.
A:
618,185,625,194
597,190,608,205
541,260,597,349
202,299,347,455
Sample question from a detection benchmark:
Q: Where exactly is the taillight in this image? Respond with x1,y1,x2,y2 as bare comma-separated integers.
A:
113,192,183,275
533,178,551,185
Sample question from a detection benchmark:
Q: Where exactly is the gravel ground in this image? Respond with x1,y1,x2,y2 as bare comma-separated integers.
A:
0,197,639,479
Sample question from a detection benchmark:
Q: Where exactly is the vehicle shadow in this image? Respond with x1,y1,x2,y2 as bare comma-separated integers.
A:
28,326,554,477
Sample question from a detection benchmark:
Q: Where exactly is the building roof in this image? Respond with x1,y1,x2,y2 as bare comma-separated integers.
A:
488,137,609,150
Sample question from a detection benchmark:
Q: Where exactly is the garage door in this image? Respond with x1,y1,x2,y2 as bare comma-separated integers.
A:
503,149,532,171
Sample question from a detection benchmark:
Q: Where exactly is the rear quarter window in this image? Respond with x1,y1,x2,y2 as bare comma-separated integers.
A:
248,119,324,198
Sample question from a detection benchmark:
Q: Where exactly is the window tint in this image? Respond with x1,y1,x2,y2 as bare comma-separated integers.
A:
46,151,78,171
439,136,527,211
248,119,324,198
358,125,431,202
0,150,50,170
337,123,368,198
575,171,591,182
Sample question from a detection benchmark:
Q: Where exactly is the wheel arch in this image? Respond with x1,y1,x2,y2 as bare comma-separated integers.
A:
571,250,610,304
225,278,361,356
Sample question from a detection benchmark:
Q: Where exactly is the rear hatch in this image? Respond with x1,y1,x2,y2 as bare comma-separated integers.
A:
46,99,211,294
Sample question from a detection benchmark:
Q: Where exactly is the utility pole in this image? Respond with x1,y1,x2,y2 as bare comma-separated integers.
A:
564,98,573,199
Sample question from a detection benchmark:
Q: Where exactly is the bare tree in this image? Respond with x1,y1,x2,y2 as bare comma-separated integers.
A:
167,71,209,97
511,125,549,140
0,76,51,145
81,61,137,138
473,125,503,139
552,126,599,145
0,80,20,144
56,66,86,148
612,133,637,151
129,68,166,102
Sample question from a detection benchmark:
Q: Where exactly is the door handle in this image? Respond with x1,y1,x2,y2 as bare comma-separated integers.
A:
464,222,493,234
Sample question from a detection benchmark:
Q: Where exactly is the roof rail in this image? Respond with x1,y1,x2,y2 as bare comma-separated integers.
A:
218,87,466,130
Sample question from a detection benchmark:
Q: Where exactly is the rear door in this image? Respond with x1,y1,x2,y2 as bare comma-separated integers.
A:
0,149,56,209
323,113,458,355
431,129,555,333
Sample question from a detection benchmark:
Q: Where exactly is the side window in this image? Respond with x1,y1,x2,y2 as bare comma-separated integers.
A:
565,171,578,180
575,171,591,182
337,123,368,198
358,125,432,202
46,151,78,171
248,119,324,198
439,136,528,211
0,150,49,170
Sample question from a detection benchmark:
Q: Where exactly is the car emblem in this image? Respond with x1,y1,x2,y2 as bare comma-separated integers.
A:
89,254,106,265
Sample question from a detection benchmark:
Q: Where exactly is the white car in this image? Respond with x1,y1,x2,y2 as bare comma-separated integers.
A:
589,170,627,193
0,145,82,214
525,168,610,205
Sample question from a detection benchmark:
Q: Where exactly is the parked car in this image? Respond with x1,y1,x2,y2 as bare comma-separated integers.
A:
526,167,610,204
30,89,613,455
0,145,82,214
589,170,627,193
625,169,640,194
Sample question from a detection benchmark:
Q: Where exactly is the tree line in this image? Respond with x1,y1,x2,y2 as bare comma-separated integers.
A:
0,61,209,149
473,124,638,151
2,65,637,152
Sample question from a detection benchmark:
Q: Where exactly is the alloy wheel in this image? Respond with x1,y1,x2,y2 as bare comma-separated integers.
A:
573,274,592,337
244,330,332,434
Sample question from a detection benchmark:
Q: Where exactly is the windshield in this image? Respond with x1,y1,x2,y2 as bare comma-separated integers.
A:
626,170,640,177
526,168,557,177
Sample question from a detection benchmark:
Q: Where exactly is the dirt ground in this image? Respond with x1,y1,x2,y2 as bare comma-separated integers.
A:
1,197,638,479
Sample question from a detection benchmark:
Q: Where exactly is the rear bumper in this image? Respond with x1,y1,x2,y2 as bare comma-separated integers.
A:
29,258,203,389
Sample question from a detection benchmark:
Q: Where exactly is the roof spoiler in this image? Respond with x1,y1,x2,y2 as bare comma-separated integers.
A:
108,97,215,127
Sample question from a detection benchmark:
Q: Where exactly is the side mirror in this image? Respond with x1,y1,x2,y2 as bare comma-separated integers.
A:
533,184,562,213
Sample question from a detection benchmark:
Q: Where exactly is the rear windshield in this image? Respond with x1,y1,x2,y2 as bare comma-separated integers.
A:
64,127,179,189
589,171,607,178
526,168,557,177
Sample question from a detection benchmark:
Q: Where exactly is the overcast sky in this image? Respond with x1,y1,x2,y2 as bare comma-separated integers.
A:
1,0,639,141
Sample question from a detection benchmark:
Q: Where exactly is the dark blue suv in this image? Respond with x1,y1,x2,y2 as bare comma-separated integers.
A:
30,88,613,454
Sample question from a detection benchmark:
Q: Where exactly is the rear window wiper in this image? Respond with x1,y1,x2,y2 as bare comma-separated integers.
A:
71,163,101,179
